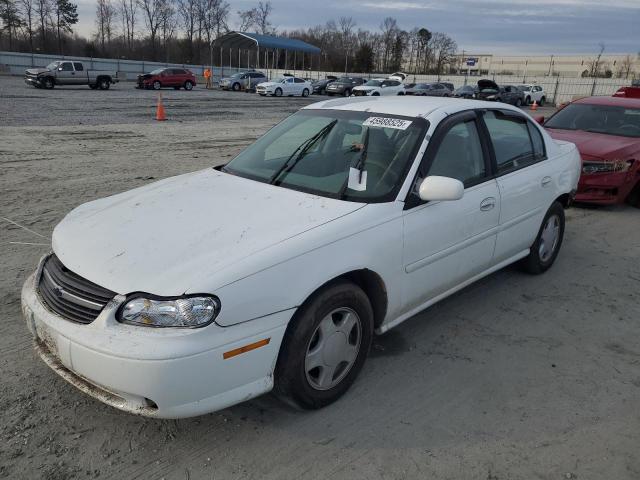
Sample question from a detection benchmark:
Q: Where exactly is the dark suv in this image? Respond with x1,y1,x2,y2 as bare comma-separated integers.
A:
137,68,196,90
325,76,366,97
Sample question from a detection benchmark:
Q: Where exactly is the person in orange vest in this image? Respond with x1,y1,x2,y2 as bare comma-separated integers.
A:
204,68,212,89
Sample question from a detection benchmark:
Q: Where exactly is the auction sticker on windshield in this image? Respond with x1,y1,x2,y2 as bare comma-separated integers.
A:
363,117,413,130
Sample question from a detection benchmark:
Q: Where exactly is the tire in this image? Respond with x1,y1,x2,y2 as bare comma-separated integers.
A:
302,88,309,97
98,78,110,90
274,280,374,410
372,92,380,96
43,77,54,89
539,97,546,107
274,87,283,97
526,96,531,105
397,91,404,96
153,80,161,90
520,201,565,274
516,98,522,107
232,82,240,91
343,89,351,97
625,182,640,208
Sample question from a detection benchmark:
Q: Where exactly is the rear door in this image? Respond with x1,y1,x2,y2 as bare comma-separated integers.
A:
294,77,306,95
72,62,86,84
401,110,500,311
479,109,556,263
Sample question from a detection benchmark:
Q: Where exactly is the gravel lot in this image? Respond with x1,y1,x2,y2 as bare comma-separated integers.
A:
1,75,639,480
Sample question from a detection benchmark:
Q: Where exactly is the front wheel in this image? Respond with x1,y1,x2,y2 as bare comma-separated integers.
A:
302,88,309,97
539,97,546,107
274,87,282,97
153,80,161,90
274,280,373,409
232,82,240,91
43,77,54,89
184,81,193,91
343,89,351,97
520,201,565,274
516,98,522,107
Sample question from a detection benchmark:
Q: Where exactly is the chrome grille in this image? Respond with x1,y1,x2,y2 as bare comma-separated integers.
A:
38,255,116,324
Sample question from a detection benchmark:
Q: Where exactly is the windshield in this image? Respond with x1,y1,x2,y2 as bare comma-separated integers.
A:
364,80,382,87
545,103,640,138
223,109,428,202
46,61,61,70
150,68,164,75
335,77,352,84
517,85,531,91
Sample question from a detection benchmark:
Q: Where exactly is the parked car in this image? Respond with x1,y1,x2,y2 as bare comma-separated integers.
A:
22,96,580,419
256,76,312,97
613,80,640,99
476,80,524,106
311,76,338,95
352,78,405,96
137,68,196,90
405,82,452,97
453,84,476,99
24,61,118,90
517,84,546,105
325,76,366,96
440,82,455,91
542,96,640,206
219,71,267,91
387,72,408,82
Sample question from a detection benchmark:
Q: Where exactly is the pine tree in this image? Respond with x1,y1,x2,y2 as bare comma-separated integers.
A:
53,0,78,53
0,0,23,49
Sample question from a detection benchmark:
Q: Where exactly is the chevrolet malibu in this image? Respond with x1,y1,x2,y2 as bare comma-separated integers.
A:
22,97,581,418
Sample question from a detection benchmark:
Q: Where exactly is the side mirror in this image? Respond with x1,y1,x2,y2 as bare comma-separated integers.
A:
533,115,545,126
418,176,464,202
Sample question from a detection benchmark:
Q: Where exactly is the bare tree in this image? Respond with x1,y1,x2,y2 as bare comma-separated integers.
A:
177,0,196,59
19,0,35,51
253,1,272,34
431,31,457,76
118,0,137,54
158,0,176,61
137,0,163,59
616,54,634,79
95,0,116,51
0,0,23,49
379,17,397,72
34,0,51,49
338,16,355,72
587,42,605,77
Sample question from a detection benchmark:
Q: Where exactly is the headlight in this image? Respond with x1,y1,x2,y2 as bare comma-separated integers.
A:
582,159,633,174
117,294,220,328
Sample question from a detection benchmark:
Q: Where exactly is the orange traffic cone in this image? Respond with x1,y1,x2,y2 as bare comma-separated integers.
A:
530,100,538,111
156,93,167,121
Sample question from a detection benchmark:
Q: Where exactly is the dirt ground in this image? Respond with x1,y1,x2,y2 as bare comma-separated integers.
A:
1,76,639,480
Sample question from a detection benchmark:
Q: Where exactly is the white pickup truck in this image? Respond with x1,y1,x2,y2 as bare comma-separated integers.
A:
24,60,118,90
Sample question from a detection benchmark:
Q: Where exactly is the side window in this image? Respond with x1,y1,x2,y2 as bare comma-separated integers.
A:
483,111,538,174
527,122,547,160
294,77,305,83
73,62,83,71
428,119,486,186
174,69,186,75
61,62,73,71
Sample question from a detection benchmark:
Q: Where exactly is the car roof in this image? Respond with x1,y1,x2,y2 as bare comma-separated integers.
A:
302,96,522,119
573,95,640,108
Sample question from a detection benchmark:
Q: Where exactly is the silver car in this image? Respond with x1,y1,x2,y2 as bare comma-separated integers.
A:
219,71,267,91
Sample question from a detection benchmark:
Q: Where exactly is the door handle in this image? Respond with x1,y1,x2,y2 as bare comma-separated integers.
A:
480,197,496,211
541,176,552,187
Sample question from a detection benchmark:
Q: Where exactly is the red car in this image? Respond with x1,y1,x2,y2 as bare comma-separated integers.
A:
541,96,640,206
613,84,640,99
136,67,196,90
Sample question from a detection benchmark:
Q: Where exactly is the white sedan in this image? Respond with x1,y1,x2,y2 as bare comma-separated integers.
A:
352,78,405,97
256,76,311,97
22,97,580,418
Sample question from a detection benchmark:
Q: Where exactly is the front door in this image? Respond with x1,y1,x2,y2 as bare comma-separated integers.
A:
402,110,500,312
57,62,76,84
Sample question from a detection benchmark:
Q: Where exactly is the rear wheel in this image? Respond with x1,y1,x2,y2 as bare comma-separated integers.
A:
153,80,161,90
520,201,565,274
274,280,373,409
98,78,110,90
184,80,193,91
372,92,380,96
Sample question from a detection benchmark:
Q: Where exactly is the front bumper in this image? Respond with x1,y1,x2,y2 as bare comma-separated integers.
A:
24,76,42,86
575,169,639,205
22,260,291,418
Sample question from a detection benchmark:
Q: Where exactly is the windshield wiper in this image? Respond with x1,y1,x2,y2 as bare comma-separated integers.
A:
337,127,370,199
269,119,338,185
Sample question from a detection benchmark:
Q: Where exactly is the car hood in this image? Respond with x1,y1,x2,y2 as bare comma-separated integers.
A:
52,169,364,296
545,128,639,161
257,81,283,87
354,86,377,91
26,68,50,75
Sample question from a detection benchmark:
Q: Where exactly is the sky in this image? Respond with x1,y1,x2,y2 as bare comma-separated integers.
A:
74,0,640,55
